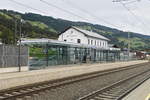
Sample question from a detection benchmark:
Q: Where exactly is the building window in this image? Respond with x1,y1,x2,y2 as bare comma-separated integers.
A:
91,40,93,45
64,39,67,42
100,41,101,46
88,39,90,44
77,39,81,43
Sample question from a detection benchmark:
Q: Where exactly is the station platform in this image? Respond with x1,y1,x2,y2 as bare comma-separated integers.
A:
123,77,150,100
0,60,148,91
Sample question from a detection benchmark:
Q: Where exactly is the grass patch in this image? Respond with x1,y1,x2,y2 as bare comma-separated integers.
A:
28,21,48,29
0,12,12,19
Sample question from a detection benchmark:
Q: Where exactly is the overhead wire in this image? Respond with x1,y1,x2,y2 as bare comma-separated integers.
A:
112,0,141,3
40,0,90,22
8,0,149,34
8,0,126,30
113,0,150,34
132,2,150,27
123,0,140,5
62,0,122,29
119,1,149,33
8,0,121,30
8,0,47,14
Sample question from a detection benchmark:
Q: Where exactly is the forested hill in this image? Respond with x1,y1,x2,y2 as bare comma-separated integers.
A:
0,9,150,50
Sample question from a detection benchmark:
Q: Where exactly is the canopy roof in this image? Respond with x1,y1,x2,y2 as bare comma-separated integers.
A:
21,38,120,51
61,26,110,41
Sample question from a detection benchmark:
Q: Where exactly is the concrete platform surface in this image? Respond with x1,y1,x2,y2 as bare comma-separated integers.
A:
123,78,150,100
0,60,148,91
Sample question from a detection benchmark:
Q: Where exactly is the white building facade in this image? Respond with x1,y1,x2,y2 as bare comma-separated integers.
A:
58,26,110,49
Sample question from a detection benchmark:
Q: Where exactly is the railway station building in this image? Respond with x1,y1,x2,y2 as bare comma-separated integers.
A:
21,26,121,70
58,26,109,49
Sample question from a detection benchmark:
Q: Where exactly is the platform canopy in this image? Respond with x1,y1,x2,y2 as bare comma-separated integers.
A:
21,38,120,51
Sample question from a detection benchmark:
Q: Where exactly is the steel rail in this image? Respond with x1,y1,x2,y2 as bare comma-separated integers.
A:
0,62,149,100
78,67,150,100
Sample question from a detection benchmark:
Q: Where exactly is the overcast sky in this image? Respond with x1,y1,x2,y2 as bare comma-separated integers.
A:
1,0,150,35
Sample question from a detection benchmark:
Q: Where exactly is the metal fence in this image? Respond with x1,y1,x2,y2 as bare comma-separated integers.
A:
0,43,139,71
0,45,28,68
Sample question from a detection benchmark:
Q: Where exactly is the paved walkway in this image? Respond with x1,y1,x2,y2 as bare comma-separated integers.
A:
0,60,148,91
123,78,150,100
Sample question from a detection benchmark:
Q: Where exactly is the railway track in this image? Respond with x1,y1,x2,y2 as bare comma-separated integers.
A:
78,67,150,100
0,63,149,100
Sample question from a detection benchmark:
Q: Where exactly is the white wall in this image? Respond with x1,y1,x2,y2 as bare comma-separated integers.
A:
58,28,108,48
87,37,108,48
58,28,88,44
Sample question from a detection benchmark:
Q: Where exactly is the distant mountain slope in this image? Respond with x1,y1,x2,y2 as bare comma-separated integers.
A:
0,9,150,50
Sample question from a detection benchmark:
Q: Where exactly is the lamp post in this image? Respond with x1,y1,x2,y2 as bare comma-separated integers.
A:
14,19,17,45
18,19,22,72
18,19,26,72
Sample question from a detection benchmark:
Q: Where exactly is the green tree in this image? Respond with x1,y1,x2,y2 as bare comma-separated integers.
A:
0,25,14,44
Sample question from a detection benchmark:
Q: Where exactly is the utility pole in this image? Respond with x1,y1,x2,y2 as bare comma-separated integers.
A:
18,19,22,72
14,19,17,44
18,19,26,72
